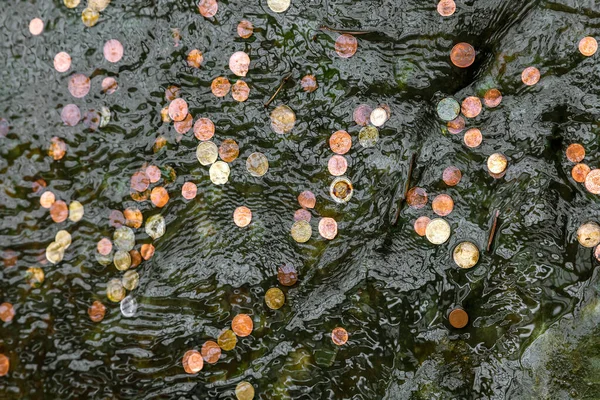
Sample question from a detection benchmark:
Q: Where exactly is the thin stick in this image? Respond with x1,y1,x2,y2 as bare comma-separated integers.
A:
319,26,373,35
264,73,293,108
487,209,500,252
392,153,416,226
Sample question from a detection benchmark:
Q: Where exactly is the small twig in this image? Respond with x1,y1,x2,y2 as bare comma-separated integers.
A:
487,209,500,252
319,26,373,35
392,153,416,226
264,73,293,108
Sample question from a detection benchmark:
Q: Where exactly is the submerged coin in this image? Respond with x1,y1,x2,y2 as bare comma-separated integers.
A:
29,18,44,35
68,74,91,98
577,222,600,247
68,201,84,222
291,220,312,243
414,216,431,237
453,241,479,269
267,0,290,13
318,217,338,240
370,107,388,127
585,169,600,194
218,329,237,351
114,250,132,271
463,128,482,148
194,118,215,141
237,20,254,38
232,80,250,102
579,36,597,57
211,77,231,97
181,182,197,200
301,74,318,92
406,187,427,209
55,230,72,249
331,327,348,346
278,264,298,286
483,88,502,108
425,218,451,244
521,67,540,86
328,155,348,176
54,52,71,73
449,308,468,328
231,314,253,337
201,341,221,364
443,166,462,186
81,8,99,27
358,126,379,147
219,139,240,162
572,163,591,183
107,278,125,302
566,143,585,163
0,354,8,377
450,43,475,68
246,152,269,177
461,96,482,118
182,350,203,374
120,296,137,317
271,105,296,134
330,177,353,203
353,104,372,126
329,130,352,154
196,141,219,166
174,113,193,134
141,244,155,260
124,207,143,228
145,214,166,240
335,34,358,58
122,270,139,291
432,194,454,216
88,300,106,322
40,191,56,209
187,49,203,68
64,0,81,8
103,39,123,63
49,137,67,160
437,98,460,121
61,104,80,126
198,0,218,17
294,208,311,222
0,303,15,322
114,226,135,251
26,267,44,287
447,116,465,134
97,238,112,256
50,200,69,223
487,153,508,174
209,161,230,185
229,51,250,77
437,0,456,16
265,288,285,310
298,190,316,209
168,98,188,122
233,206,252,227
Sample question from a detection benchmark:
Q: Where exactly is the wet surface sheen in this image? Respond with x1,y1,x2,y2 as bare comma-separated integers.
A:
2,0,600,399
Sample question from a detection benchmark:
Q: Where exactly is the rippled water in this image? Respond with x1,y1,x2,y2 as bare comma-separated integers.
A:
2,0,600,398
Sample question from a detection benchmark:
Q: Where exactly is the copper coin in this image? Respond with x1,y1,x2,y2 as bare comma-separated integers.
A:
168,98,188,122
97,238,112,255
0,354,8,377
140,243,155,260
298,190,316,208
40,191,55,208
165,85,180,101
447,116,465,134
198,0,218,18
437,0,456,16
109,210,125,228
237,20,254,38
187,49,204,68
443,166,462,186
585,169,600,194
294,208,311,222
211,77,231,97
463,128,482,148
201,341,221,364
193,118,215,141
32,179,46,194
595,245,600,262
219,139,240,162
461,96,482,118
328,155,348,176
68,74,91,98
129,249,142,267
277,264,297,286
231,314,253,337
331,327,348,346
88,300,106,322
131,170,150,192
233,206,252,227
229,51,250,77
406,187,427,209
182,182,197,200
146,165,161,183
49,137,67,160
432,194,454,216
521,67,540,86
301,75,318,93
414,216,431,236
572,163,591,183
335,34,358,58
29,18,44,35
353,104,372,126
103,39,124,63
101,77,118,94
50,200,68,223
54,52,71,73
566,143,585,163
318,217,338,240
449,308,468,328
579,36,597,57
174,113,193,134
182,350,203,374
232,80,250,102
0,302,15,322
483,88,502,108
329,130,352,154
124,207,143,228
450,43,475,68
151,187,169,207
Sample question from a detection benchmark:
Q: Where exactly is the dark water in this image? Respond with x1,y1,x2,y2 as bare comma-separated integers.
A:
2,0,600,398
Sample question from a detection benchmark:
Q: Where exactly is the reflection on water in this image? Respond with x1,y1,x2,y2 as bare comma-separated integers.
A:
1,0,600,398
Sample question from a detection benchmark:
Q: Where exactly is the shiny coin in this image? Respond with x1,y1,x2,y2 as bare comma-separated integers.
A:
209,161,230,185
291,220,312,243
196,141,218,166
577,222,600,247
425,218,451,244
453,241,479,269
265,287,285,310
246,152,269,177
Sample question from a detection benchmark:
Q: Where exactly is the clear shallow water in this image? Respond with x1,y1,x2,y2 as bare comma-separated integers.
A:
1,0,600,398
